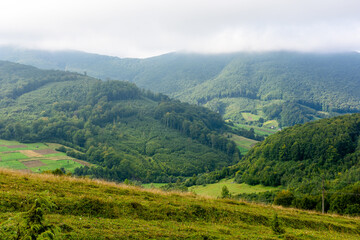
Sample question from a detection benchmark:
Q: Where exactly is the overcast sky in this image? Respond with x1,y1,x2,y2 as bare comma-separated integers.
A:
0,0,360,58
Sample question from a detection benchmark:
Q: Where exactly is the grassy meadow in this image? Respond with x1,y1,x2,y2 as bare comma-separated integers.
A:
142,183,168,189
228,134,259,154
0,168,359,239
189,178,281,198
235,123,279,136
241,112,262,122
0,139,85,173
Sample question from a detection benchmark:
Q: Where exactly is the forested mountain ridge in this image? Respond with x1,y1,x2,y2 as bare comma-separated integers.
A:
0,60,240,182
1,47,360,127
230,113,360,214
236,113,360,190
183,52,360,126
0,46,235,95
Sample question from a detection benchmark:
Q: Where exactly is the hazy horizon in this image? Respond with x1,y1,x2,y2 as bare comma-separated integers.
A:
1,0,360,58
2,44,360,60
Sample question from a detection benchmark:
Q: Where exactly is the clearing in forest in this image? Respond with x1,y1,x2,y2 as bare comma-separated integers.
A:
0,139,90,173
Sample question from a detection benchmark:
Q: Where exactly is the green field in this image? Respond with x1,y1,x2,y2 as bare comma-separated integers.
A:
227,133,259,154
189,178,281,198
0,139,86,173
235,123,279,136
142,183,168,189
237,146,250,154
263,119,279,128
241,112,262,121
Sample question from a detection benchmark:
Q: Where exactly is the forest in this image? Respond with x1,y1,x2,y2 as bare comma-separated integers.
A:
0,61,239,183
233,113,360,214
1,58,360,215
1,48,360,127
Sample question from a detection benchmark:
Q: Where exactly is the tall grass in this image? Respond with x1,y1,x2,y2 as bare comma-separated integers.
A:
0,168,359,239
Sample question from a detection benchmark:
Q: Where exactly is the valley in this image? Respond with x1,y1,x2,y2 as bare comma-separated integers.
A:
0,52,359,239
0,61,239,183
1,48,359,129
2,1,360,239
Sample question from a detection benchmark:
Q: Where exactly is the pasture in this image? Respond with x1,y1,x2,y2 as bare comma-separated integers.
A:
228,134,259,154
235,123,278,136
189,178,281,198
0,139,85,173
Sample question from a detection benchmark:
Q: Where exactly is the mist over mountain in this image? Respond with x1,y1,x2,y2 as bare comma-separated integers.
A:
1,46,360,127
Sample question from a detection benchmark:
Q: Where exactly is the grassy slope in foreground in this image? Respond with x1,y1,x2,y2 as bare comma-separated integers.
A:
0,139,86,173
0,169,359,239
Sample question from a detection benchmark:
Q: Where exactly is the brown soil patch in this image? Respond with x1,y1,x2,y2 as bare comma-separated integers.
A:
22,160,46,168
18,150,43,158
33,149,58,155
5,145,28,149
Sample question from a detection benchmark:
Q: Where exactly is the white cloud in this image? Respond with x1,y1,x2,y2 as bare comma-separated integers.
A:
0,0,360,57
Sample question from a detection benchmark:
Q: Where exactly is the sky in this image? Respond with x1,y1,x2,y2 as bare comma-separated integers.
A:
0,0,360,58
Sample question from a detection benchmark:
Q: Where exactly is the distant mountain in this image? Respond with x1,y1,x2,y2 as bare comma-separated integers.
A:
0,46,234,94
1,46,360,127
0,60,239,182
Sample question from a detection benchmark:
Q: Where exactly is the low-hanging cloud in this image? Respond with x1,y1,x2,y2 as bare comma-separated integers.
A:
0,0,359,57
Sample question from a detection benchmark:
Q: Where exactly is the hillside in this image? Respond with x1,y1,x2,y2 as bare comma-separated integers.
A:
237,113,360,187
229,113,360,213
1,47,360,127
1,168,359,239
0,61,239,183
0,46,234,95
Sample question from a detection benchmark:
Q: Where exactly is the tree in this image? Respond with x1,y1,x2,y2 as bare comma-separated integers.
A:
221,185,231,198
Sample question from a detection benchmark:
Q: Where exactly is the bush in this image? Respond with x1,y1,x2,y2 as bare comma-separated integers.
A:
274,190,294,207
344,204,360,215
293,195,318,210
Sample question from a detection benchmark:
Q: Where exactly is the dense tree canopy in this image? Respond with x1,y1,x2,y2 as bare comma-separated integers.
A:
2,48,360,127
0,61,239,182
236,113,360,190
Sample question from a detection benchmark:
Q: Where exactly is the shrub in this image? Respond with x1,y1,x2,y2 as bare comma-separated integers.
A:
344,204,360,215
274,190,294,207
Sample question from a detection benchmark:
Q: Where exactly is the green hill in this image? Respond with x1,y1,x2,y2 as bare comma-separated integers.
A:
1,47,360,127
1,168,359,239
232,113,360,214
0,61,239,183
237,113,360,187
